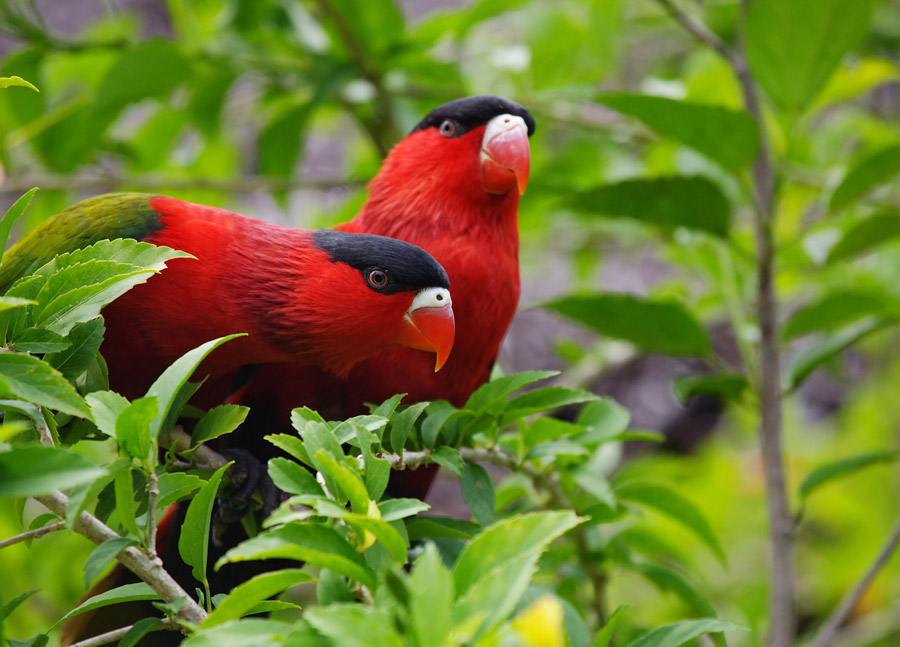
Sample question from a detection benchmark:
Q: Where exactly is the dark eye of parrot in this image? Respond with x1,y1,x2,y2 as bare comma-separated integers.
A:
438,120,456,137
367,269,389,288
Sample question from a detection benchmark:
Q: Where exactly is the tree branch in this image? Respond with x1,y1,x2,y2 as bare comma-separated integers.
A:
814,515,900,647
34,490,206,626
0,520,65,549
0,173,362,196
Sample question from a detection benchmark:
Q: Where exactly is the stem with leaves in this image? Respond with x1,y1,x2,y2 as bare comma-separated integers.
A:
653,2,794,645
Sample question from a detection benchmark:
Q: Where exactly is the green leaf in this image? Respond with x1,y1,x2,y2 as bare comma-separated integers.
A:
377,498,430,522
0,296,37,312
503,386,598,425
181,619,296,647
635,563,718,619
546,294,711,356
420,400,461,447
0,352,91,418
785,318,887,390
783,291,892,340
406,516,479,540
830,146,900,212
54,583,160,627
800,450,897,500
828,210,900,263
204,569,313,627
591,605,628,647
94,41,191,114
44,318,105,380
465,370,559,414
371,393,405,418
156,472,204,509
453,511,583,595
114,469,141,538
85,390,130,437
317,568,354,605
179,463,229,585
461,463,495,526
429,446,465,477
0,446,103,496
577,399,631,443
118,618,165,647
0,188,38,265
305,605,404,647
11,328,71,354
115,396,158,463
671,374,749,405
746,0,877,114
0,76,39,92
354,422,390,500
569,176,731,237
217,522,376,589
342,513,408,564
617,483,726,565
314,450,369,514
622,619,745,647
598,93,759,170
408,543,453,647
267,457,325,497
146,335,244,439
388,401,429,453
192,404,249,445
83,537,137,589
65,458,130,531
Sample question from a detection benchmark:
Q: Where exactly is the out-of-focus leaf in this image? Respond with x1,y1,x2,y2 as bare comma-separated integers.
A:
621,618,745,647
812,58,900,111
598,93,759,170
204,569,313,627
634,563,719,620
179,463,229,585
429,445,465,477
406,516,479,540
192,404,249,445
217,522,376,588
406,543,453,647
800,450,897,500
377,498,430,522
827,210,900,263
0,589,39,622
0,446,103,496
746,0,877,114
54,583,159,626
461,463,495,526
830,146,900,212
0,188,38,265
786,318,888,390
118,618,165,647
783,291,893,340
93,41,191,114
617,483,726,565
672,374,749,405
591,604,628,647
305,605,403,647
569,176,731,237
546,294,711,356
576,399,630,443
0,353,91,418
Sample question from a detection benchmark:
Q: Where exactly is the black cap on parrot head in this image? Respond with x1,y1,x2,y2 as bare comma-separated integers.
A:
313,229,450,295
411,95,536,138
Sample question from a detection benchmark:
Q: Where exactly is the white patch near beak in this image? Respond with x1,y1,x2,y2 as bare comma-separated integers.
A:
480,114,528,161
407,287,452,318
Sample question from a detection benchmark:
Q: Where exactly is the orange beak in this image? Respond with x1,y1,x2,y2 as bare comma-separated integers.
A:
481,119,531,196
397,302,455,372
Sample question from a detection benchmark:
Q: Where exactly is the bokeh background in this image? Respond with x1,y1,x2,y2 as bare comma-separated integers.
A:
2,1,900,645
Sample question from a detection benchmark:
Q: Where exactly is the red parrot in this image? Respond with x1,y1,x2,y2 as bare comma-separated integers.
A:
0,193,456,399
240,95,534,426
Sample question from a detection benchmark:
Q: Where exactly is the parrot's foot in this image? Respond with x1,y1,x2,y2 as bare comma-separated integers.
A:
212,449,286,546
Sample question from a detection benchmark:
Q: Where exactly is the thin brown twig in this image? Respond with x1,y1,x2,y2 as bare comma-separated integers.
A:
814,515,900,647
67,619,174,647
653,2,794,645
0,520,65,549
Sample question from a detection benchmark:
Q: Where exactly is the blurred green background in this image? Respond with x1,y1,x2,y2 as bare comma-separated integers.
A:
2,1,900,645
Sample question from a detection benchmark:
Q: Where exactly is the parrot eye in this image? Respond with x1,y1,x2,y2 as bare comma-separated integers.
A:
367,269,389,288
438,120,456,137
